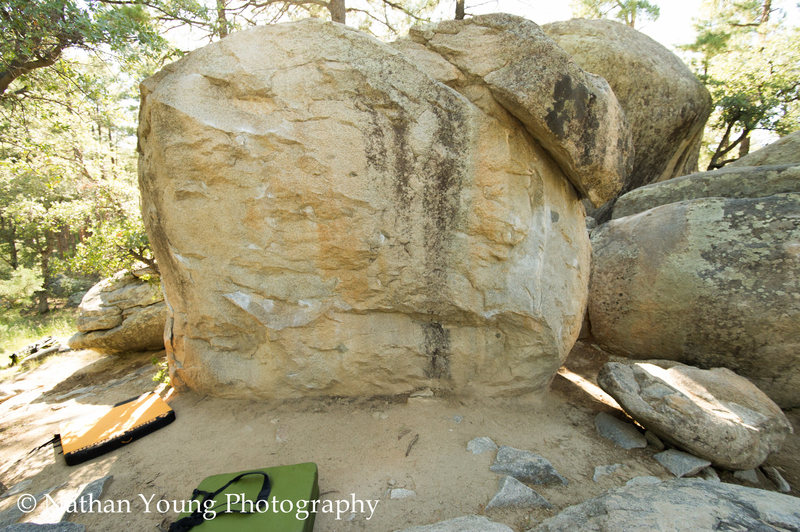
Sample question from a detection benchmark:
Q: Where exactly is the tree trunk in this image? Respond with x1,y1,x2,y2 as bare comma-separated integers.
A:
738,135,751,159
9,222,17,269
329,0,346,24
36,290,49,314
0,214,18,269
216,0,229,38
760,0,772,24
455,0,465,20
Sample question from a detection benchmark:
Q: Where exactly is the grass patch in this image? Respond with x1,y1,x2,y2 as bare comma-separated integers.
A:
0,306,78,361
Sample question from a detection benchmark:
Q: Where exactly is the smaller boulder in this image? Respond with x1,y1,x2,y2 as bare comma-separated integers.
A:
597,361,793,470
68,268,166,354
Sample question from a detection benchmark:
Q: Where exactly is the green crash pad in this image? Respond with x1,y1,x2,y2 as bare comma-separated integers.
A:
171,462,319,532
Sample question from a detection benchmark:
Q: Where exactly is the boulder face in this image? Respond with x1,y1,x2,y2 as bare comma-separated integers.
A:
407,14,632,207
68,269,166,353
138,18,594,400
597,361,793,470
543,19,712,193
612,164,800,219
589,194,800,408
729,130,800,167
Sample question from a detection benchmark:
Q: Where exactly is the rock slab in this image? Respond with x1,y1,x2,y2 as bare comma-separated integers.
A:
396,515,513,532
139,18,591,399
490,446,567,485
544,18,711,193
68,269,165,354
654,450,711,478
594,412,646,450
485,476,552,510
597,361,793,470
612,163,800,219
589,194,800,408
0,525,85,532
529,479,800,531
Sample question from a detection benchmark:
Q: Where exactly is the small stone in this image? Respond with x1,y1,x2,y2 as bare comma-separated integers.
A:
485,476,552,510
396,515,513,532
761,466,791,493
490,446,567,485
645,431,665,451
700,467,720,483
466,437,498,455
625,476,662,487
733,469,760,485
453,415,463,424
390,488,416,500
594,412,646,450
409,388,434,398
61,475,112,521
592,464,622,482
654,450,711,478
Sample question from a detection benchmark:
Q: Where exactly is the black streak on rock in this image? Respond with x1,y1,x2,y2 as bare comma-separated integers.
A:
423,322,451,379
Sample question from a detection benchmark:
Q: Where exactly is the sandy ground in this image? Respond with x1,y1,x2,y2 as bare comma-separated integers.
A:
0,341,797,531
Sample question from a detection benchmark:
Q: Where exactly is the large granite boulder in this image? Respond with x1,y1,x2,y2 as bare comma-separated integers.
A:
529,479,800,531
729,130,800,167
138,17,603,399
68,268,166,353
597,361,793,470
612,164,800,219
405,14,632,207
589,194,800,407
543,19,712,193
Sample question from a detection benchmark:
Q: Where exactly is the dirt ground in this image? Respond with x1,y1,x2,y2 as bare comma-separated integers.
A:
0,340,797,531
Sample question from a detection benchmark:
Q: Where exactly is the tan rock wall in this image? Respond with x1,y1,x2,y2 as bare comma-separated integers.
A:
138,19,591,399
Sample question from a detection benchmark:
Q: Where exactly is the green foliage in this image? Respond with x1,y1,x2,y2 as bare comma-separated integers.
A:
151,354,170,385
70,214,154,277
683,1,800,169
571,0,660,27
0,266,42,305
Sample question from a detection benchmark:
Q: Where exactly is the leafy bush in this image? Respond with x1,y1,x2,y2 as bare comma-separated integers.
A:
0,267,43,306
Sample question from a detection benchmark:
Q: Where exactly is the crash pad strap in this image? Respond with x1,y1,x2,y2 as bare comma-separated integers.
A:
168,471,271,532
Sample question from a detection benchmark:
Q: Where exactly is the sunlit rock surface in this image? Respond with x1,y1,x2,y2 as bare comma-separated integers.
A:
138,19,593,399
598,360,793,470
68,269,165,354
